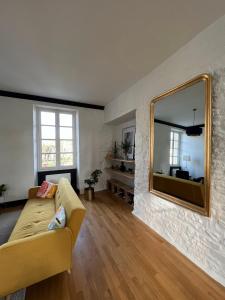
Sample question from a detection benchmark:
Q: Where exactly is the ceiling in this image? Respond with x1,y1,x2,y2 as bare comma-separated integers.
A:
155,80,205,126
0,1,225,106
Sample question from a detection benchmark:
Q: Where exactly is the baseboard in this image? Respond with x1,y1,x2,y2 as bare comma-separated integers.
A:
0,199,27,208
80,188,107,195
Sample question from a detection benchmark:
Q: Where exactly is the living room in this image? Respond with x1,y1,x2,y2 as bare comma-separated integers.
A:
1,1,225,299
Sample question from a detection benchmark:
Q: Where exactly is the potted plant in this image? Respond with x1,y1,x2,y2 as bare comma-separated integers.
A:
0,184,7,197
84,170,102,201
113,141,118,158
0,184,7,203
121,140,131,160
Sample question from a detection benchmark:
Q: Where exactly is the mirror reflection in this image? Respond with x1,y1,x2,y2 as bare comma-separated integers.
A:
151,76,211,214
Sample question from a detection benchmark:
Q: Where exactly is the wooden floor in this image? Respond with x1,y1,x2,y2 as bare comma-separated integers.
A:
26,191,225,300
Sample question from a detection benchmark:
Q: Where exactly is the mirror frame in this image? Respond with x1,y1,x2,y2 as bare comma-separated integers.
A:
149,74,211,216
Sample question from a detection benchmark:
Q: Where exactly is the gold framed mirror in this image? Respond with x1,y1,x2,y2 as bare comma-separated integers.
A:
149,74,211,216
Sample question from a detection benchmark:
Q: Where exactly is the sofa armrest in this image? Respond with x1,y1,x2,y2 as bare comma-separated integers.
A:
0,228,72,297
28,186,40,199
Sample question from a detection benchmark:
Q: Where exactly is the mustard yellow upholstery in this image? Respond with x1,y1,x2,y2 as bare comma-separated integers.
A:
9,198,55,241
153,173,204,207
0,178,86,297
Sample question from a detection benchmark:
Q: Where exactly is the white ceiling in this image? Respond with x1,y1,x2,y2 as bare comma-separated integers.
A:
0,1,225,105
155,80,205,126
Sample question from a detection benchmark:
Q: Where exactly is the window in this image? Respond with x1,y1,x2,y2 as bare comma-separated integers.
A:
37,108,76,170
169,130,180,165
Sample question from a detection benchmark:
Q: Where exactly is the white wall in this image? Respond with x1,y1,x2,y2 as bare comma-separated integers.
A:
104,15,225,286
78,107,113,192
180,131,204,178
0,97,112,201
153,123,171,174
0,100,35,201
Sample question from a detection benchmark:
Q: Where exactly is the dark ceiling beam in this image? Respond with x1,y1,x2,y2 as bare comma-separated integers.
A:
154,118,186,130
0,90,105,110
154,118,205,130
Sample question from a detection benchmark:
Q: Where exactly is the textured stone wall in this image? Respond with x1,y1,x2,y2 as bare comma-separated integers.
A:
133,68,225,286
104,17,225,285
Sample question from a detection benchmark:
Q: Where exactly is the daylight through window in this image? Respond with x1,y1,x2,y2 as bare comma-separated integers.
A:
38,108,75,169
169,130,180,166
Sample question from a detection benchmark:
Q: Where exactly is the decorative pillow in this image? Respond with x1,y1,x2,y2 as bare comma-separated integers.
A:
48,205,66,230
46,184,57,199
43,181,55,198
36,181,49,198
36,181,57,199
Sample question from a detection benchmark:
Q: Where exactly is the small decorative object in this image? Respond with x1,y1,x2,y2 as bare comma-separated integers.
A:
0,184,7,197
113,141,118,158
119,162,126,172
122,126,136,160
105,151,113,160
121,140,131,160
133,142,135,160
84,169,102,201
128,168,134,174
183,155,191,171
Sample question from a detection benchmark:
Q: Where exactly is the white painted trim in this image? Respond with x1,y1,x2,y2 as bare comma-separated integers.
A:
35,106,77,171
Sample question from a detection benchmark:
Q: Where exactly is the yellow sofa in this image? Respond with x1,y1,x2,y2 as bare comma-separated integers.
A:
153,173,204,207
0,178,86,297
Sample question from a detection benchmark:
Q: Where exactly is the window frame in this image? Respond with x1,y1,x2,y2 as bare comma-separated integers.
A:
37,106,76,171
169,129,181,166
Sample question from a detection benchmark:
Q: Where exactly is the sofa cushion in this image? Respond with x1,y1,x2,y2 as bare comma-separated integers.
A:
8,198,55,242
48,205,66,230
55,187,64,210
46,184,57,199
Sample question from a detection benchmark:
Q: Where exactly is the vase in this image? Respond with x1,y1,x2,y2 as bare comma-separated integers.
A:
84,187,95,201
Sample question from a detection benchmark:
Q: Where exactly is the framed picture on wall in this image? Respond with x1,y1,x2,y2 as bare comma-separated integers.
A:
122,126,136,160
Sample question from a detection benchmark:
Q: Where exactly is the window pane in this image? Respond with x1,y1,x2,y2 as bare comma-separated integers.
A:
60,140,73,153
169,157,172,165
42,154,56,168
173,157,178,165
60,113,72,127
170,132,174,139
41,111,55,125
174,133,179,141
60,127,72,139
60,153,73,166
174,141,179,149
42,140,56,153
173,149,178,156
41,126,56,139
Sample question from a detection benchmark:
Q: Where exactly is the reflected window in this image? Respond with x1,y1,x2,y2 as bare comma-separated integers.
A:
169,130,180,166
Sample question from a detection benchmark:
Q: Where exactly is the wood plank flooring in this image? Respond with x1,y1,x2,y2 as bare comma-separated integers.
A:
26,191,225,300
